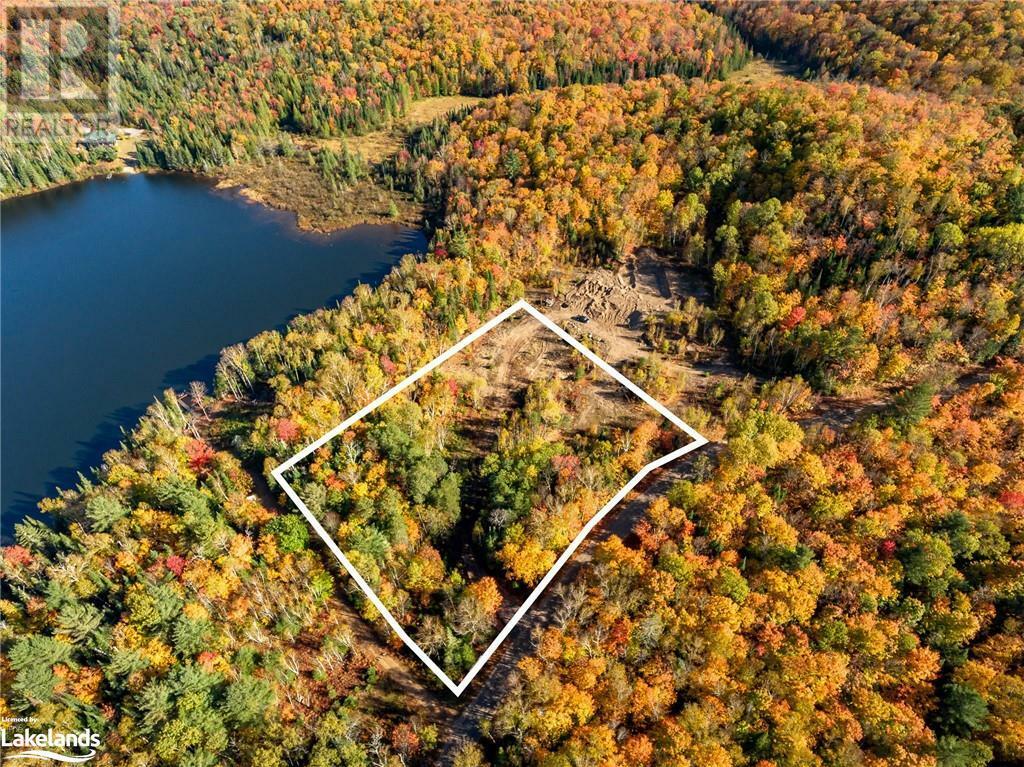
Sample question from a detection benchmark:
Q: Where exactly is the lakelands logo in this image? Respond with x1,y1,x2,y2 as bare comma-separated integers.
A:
1,725,101,763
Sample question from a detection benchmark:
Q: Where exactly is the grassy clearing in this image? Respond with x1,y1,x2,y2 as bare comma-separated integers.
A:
217,95,484,231
346,95,484,163
215,159,421,232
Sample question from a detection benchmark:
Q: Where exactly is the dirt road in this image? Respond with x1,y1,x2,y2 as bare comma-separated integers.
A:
436,449,714,759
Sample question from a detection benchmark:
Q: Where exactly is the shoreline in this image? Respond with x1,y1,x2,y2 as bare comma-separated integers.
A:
1,162,143,203
210,173,426,234
3,180,426,539
2,92,478,229
3,165,428,236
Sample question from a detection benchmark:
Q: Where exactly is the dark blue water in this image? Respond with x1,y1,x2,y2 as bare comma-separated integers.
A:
1,173,425,537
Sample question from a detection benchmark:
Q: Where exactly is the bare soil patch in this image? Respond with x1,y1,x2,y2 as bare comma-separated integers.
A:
456,313,643,442
532,249,739,407
536,253,692,359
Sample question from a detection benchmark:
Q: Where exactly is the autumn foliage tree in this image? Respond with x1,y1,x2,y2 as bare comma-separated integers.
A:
492,362,1024,765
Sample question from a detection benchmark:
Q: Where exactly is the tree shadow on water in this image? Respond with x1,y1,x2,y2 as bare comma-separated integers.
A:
1,353,223,543
3,404,144,544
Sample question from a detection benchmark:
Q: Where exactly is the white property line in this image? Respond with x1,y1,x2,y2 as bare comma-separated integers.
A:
271,299,709,696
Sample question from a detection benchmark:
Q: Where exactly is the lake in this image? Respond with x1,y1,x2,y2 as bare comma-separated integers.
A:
1,173,425,538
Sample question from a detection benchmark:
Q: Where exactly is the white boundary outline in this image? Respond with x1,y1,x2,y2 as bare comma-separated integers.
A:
271,299,709,696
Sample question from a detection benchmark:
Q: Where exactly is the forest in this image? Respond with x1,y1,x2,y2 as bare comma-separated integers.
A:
413,74,1023,392
2,2,1023,766
715,1,1024,142
1,0,747,195
280,319,681,681
489,362,1024,766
